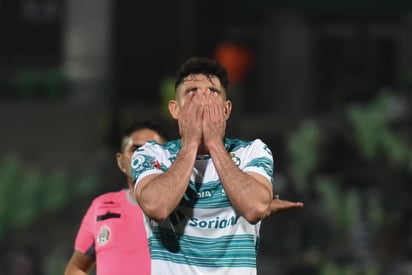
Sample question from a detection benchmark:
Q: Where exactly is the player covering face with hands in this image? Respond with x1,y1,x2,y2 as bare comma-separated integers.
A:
132,57,302,275
170,74,232,155
168,61,303,217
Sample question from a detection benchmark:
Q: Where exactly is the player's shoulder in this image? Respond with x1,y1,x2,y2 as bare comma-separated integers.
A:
144,139,181,155
138,139,178,153
224,137,266,148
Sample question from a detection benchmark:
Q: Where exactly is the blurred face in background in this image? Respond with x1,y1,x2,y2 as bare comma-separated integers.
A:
116,128,166,178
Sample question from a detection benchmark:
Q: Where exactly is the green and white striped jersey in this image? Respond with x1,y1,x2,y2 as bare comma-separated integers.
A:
132,138,274,275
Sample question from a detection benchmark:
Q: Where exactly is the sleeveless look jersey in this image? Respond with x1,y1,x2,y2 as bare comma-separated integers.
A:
74,189,151,275
131,138,274,275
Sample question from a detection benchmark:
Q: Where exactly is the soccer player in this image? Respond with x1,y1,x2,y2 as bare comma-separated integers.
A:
131,57,302,275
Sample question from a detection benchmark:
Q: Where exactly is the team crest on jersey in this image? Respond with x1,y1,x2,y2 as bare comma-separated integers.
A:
230,153,241,166
97,225,111,246
150,159,161,169
131,155,145,170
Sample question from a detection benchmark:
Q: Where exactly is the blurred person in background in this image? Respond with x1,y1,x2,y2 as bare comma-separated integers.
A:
131,56,302,275
64,120,168,275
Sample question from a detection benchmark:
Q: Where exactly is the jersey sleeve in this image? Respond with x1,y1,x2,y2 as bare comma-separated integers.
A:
74,200,96,257
242,139,274,186
131,142,167,190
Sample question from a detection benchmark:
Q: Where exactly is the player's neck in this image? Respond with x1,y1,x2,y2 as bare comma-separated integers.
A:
197,144,209,155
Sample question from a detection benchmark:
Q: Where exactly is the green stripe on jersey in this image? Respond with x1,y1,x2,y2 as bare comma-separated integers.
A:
149,228,257,268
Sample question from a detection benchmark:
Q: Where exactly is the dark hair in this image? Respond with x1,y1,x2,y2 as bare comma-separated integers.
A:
121,120,168,151
174,57,229,90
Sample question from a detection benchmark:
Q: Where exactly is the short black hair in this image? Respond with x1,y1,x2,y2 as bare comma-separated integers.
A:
174,57,229,90
120,120,168,152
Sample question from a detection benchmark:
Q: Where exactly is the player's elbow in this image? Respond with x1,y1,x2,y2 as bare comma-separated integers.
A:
243,203,271,224
141,203,171,223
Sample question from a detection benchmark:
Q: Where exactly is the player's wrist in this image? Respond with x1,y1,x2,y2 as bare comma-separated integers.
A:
205,139,226,155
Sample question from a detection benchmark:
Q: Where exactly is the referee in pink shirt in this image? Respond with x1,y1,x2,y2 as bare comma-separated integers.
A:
64,120,168,275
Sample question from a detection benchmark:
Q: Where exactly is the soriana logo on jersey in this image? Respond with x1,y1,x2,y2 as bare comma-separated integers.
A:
97,225,111,246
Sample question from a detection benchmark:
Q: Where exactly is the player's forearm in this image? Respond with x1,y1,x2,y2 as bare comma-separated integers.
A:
138,143,198,221
208,142,272,223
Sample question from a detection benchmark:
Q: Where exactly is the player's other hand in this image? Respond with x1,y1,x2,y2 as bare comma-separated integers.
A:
267,196,304,216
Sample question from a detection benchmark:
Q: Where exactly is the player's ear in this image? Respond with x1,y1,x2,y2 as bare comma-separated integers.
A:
224,100,232,120
168,99,179,119
116,153,126,172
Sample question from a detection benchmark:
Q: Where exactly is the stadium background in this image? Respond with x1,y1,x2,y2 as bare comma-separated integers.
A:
1,1,412,274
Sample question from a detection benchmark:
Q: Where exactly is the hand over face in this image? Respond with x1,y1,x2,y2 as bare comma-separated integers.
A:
178,91,204,146
172,74,230,149
202,92,226,146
